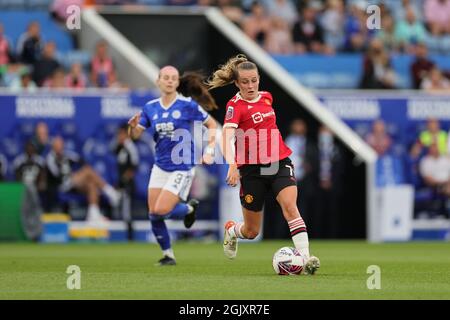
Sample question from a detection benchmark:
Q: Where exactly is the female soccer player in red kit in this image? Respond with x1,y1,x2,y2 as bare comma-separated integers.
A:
207,54,320,274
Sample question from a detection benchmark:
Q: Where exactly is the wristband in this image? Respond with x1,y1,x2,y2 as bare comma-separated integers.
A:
205,146,215,156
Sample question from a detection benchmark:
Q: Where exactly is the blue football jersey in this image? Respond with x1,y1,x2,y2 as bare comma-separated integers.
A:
138,94,209,171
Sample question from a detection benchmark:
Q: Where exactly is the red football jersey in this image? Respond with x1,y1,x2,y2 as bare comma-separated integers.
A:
223,91,292,166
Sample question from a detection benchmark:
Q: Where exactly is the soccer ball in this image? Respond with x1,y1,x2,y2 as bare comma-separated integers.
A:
272,247,305,275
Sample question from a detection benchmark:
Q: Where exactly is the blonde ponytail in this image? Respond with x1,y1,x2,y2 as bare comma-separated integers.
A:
206,54,257,90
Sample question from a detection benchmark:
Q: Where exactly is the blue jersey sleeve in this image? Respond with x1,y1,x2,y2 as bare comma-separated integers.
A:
189,101,209,123
138,104,151,129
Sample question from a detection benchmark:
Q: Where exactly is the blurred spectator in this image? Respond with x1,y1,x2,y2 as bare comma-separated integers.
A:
320,0,345,51
420,66,450,91
113,124,138,192
112,124,139,223
241,1,271,47
31,122,51,157
394,6,427,53
264,17,294,54
292,5,333,54
376,13,398,52
0,153,7,181
16,21,43,65
9,69,37,93
216,0,244,24
265,0,298,27
33,42,61,86
1,64,30,87
284,119,318,235
424,0,450,35
65,63,87,89
359,38,397,89
388,0,424,22
365,119,392,156
43,68,67,89
419,142,450,198
410,42,435,89
419,118,448,155
90,40,117,88
13,141,47,191
343,1,373,52
46,136,121,222
315,125,345,238
405,140,426,188
0,23,14,66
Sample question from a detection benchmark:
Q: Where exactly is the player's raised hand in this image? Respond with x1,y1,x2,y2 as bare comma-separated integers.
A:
128,112,141,128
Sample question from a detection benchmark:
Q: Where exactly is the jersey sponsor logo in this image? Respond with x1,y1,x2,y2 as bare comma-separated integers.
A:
226,106,234,120
251,111,275,124
172,110,181,119
155,122,175,137
244,194,254,204
252,112,263,123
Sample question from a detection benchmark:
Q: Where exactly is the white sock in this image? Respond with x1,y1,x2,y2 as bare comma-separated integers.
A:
228,222,244,239
163,248,175,259
288,217,310,259
102,184,120,206
87,204,102,220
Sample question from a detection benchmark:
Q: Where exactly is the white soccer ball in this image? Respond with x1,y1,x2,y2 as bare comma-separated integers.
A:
272,247,305,275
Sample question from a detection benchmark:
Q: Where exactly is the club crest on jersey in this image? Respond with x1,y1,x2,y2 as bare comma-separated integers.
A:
172,110,181,119
226,106,234,120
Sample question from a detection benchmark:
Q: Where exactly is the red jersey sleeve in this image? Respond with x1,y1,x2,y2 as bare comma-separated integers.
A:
223,101,241,128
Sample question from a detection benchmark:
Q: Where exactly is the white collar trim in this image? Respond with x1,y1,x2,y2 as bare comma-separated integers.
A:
237,92,261,103
159,94,178,110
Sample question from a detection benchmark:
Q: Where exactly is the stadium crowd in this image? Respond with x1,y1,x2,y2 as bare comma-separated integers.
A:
1,0,450,90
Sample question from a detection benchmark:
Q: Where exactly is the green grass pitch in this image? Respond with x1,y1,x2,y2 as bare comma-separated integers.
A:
0,241,449,299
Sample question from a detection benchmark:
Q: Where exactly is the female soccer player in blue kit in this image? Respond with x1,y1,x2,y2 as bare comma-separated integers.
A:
128,66,218,266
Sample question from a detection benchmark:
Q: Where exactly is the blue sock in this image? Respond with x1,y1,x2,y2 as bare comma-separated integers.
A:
149,215,171,251
165,203,190,219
